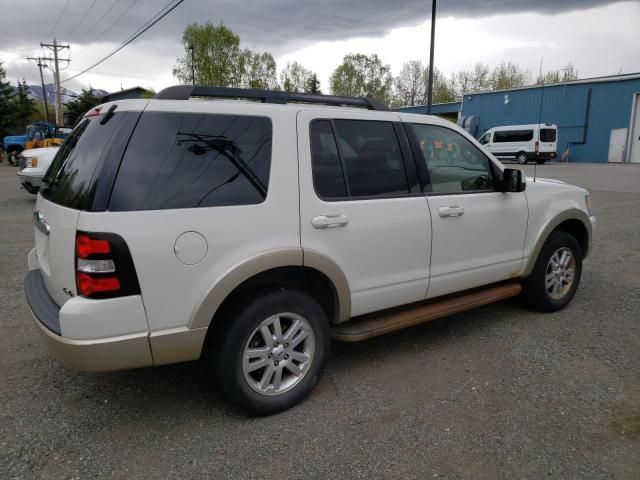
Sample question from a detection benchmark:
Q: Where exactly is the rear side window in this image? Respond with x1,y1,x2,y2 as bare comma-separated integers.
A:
108,112,272,211
309,119,409,199
540,128,557,142
42,112,139,210
493,130,534,143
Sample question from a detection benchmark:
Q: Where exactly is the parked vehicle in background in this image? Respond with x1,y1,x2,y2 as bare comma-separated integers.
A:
2,122,68,161
479,123,558,164
16,146,59,194
24,88,594,415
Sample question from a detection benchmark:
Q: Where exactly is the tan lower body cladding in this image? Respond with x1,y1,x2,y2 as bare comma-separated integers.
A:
332,282,522,342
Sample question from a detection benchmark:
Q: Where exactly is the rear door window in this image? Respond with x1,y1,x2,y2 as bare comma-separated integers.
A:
309,119,410,200
42,111,139,210
540,128,557,142
108,112,272,211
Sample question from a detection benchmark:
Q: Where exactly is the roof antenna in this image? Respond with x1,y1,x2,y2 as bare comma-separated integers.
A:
534,56,545,183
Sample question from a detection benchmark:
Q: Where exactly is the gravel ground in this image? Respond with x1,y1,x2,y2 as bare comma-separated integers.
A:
1,163,639,479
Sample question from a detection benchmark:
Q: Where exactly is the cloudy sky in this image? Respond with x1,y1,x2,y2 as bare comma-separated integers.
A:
1,0,639,94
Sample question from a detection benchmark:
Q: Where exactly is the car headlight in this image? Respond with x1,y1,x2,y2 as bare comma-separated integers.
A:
585,194,593,216
25,156,38,168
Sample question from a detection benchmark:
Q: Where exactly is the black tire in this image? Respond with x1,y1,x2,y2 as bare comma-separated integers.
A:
521,231,582,312
516,152,528,164
209,289,330,416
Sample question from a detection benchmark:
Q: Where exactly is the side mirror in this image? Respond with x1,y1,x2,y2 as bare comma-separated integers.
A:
501,168,526,192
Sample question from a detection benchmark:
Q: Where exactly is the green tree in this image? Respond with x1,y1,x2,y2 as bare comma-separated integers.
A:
455,62,491,95
65,88,102,126
11,80,37,131
329,53,393,104
306,73,321,94
489,61,529,90
173,23,244,87
0,61,15,142
536,63,579,85
280,61,315,92
393,60,425,107
173,23,279,90
142,87,156,99
241,51,278,89
430,68,457,104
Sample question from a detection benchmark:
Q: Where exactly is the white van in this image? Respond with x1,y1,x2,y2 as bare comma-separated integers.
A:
478,123,558,164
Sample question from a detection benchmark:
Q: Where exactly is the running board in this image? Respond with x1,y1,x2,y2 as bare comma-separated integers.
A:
332,282,522,342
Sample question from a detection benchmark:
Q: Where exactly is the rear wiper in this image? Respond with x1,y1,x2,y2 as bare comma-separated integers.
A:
100,105,117,125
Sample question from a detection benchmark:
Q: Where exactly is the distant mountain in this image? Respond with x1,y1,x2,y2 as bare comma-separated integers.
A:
24,84,109,104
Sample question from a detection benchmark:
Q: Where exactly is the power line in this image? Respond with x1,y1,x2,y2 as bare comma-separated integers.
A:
75,0,122,44
50,0,72,37
65,0,100,40
73,0,134,57
62,0,186,83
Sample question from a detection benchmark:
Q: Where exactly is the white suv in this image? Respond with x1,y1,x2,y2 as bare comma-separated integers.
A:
24,86,595,415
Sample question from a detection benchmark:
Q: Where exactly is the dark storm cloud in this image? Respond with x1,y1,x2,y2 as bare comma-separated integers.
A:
0,0,626,52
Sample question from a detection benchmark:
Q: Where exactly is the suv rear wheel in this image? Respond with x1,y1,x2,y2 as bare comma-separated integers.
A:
210,290,330,416
521,231,582,312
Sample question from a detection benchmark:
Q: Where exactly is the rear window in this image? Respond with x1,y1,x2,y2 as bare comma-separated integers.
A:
42,111,139,210
108,112,272,211
540,128,557,142
493,130,534,143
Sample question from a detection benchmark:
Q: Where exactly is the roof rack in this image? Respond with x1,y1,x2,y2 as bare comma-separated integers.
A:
153,85,389,111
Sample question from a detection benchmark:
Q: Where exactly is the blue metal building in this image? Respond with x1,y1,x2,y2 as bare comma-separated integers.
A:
396,73,640,163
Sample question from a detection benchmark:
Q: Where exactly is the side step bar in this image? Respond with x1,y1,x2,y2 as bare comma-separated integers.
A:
332,282,522,342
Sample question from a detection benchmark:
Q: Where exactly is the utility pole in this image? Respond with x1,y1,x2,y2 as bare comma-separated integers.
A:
426,0,437,114
27,57,50,122
189,44,195,85
40,38,69,126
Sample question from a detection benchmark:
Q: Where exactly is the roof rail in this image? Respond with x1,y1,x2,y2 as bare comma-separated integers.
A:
153,85,389,111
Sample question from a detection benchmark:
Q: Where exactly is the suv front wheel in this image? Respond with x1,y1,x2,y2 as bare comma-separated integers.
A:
521,231,582,312
210,290,330,415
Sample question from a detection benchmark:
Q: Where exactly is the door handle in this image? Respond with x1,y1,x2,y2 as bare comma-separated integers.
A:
312,214,349,229
438,205,464,218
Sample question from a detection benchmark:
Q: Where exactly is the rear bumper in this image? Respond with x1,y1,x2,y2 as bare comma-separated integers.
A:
24,269,153,372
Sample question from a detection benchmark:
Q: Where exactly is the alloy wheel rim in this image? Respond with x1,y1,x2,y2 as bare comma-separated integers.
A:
545,247,576,300
242,313,315,396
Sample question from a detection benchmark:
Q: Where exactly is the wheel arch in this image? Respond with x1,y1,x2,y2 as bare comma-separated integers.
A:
189,249,351,332
523,209,592,277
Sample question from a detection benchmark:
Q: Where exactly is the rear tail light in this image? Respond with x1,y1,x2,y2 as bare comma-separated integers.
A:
75,232,140,299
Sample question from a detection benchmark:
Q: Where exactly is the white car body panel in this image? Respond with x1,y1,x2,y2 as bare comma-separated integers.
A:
34,196,81,307
17,146,59,191
297,109,431,317
26,100,594,372
77,100,301,334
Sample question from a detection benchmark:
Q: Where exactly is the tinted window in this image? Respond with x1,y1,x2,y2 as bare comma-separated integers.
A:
109,112,272,211
42,112,139,210
411,124,495,194
310,120,347,198
493,129,534,143
540,128,556,142
479,132,491,144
